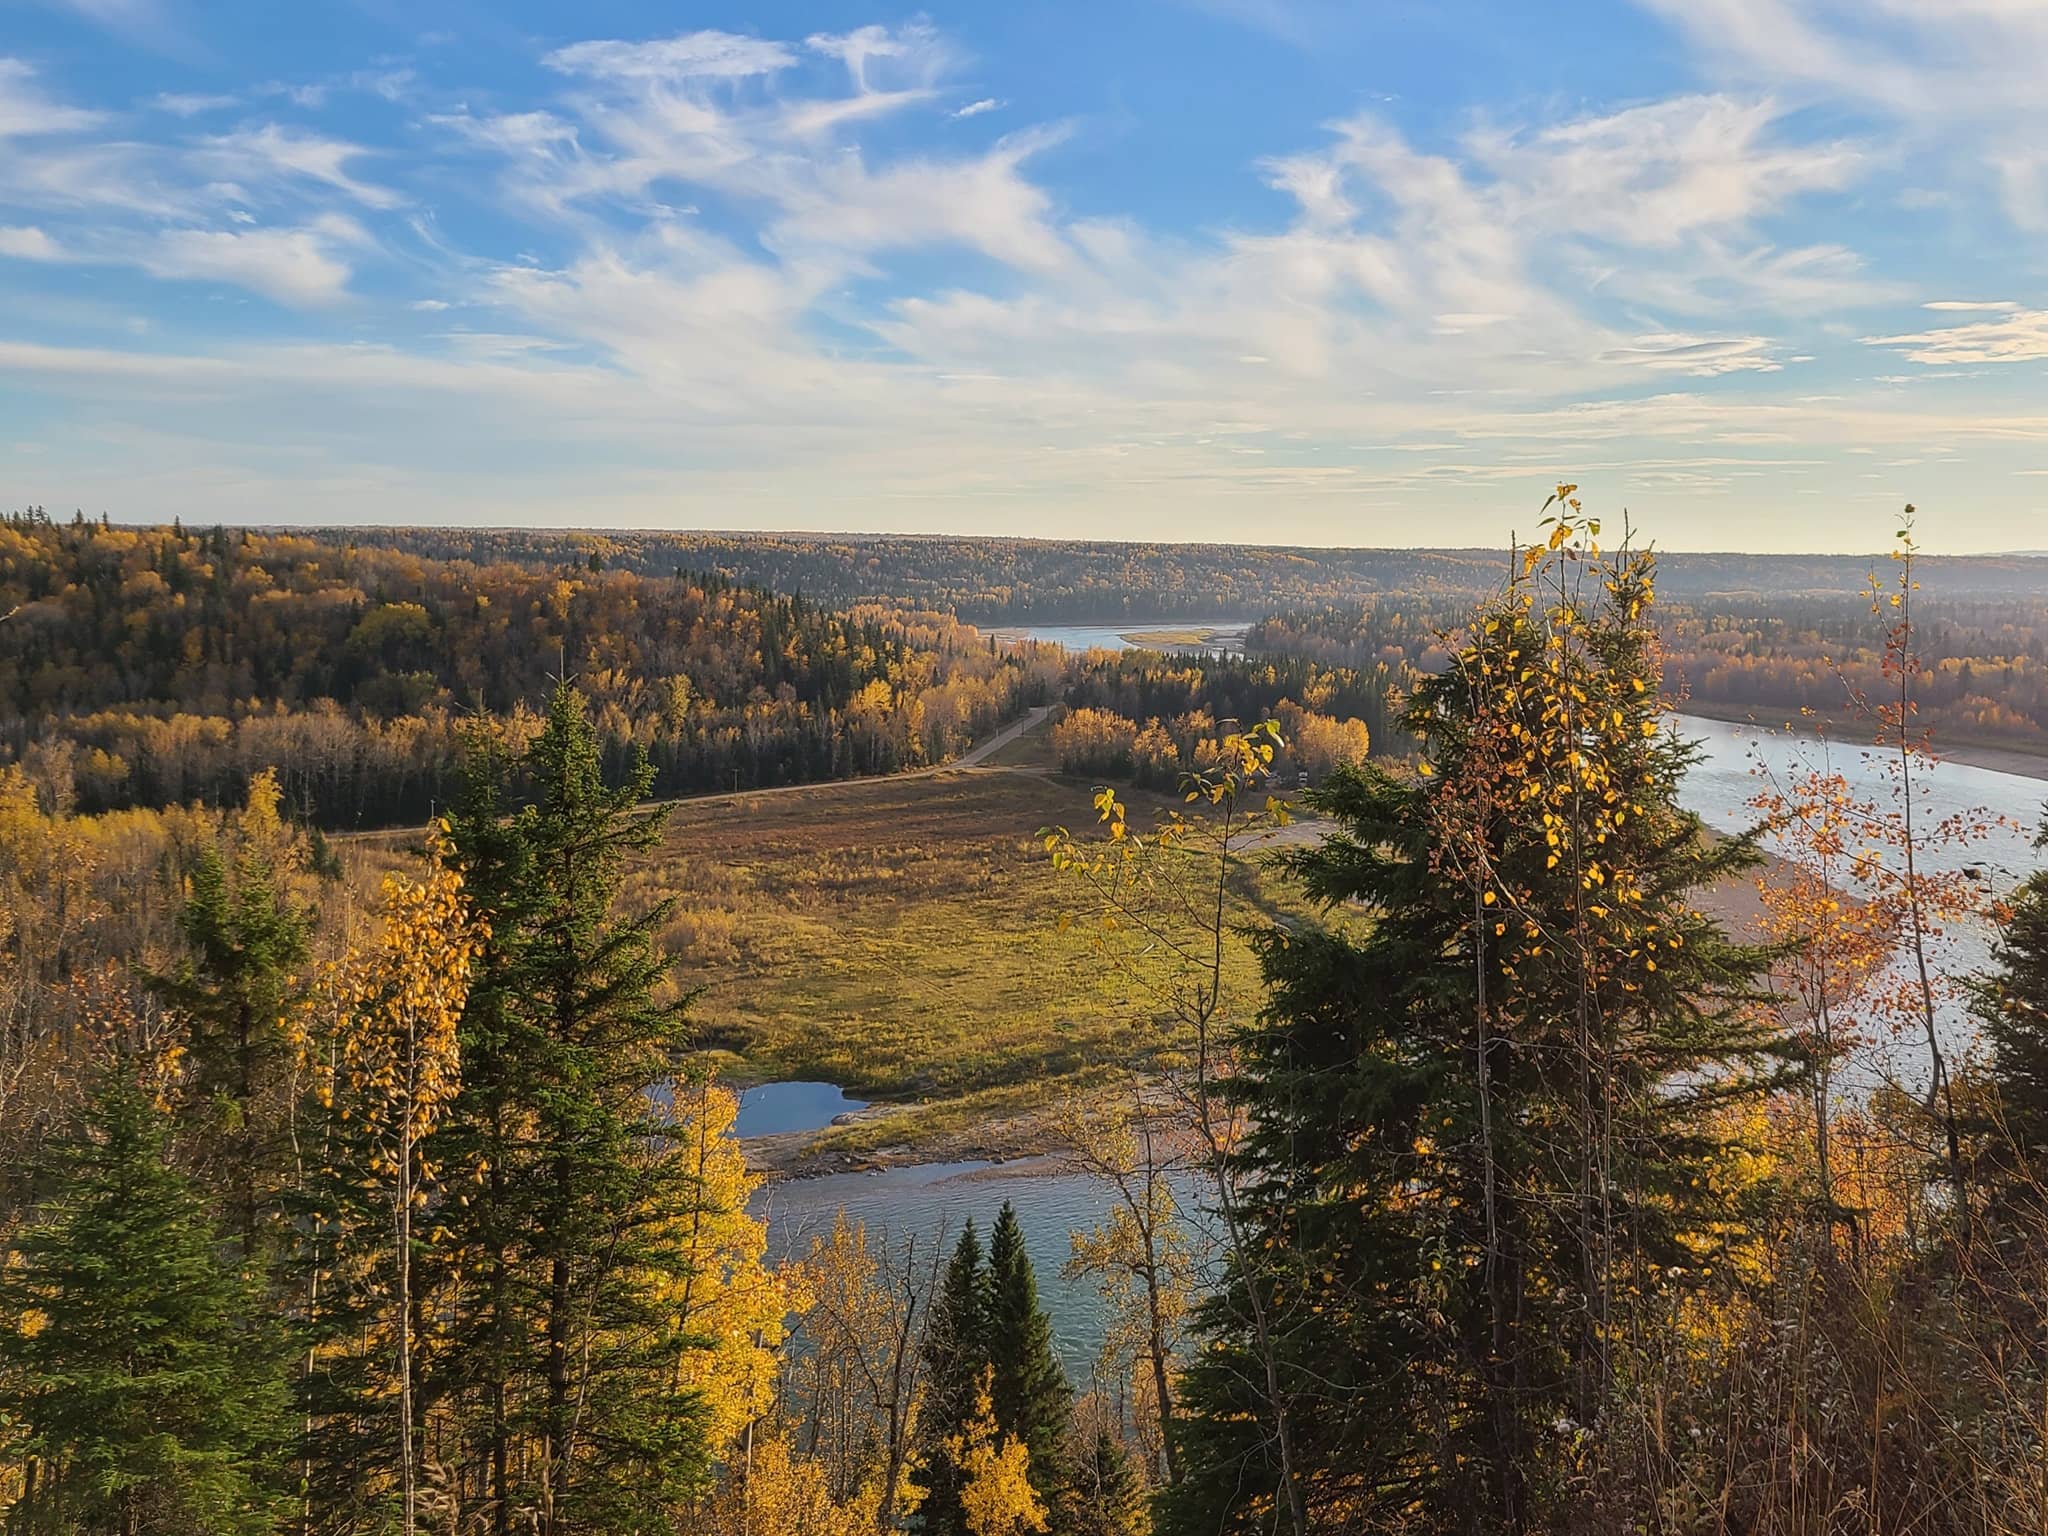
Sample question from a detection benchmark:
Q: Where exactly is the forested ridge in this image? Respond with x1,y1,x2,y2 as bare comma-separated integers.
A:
0,512,1390,828
1253,586,2048,751
293,526,1513,623
0,512,1057,825
307,524,2048,755
312,524,2048,620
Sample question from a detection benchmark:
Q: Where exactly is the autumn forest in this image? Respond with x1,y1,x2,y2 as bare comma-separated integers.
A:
5,498,2048,1536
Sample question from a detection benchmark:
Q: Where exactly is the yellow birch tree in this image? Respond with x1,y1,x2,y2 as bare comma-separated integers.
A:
322,842,486,1536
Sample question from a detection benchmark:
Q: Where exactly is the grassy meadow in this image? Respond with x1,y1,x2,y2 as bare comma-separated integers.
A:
621,728,1289,1158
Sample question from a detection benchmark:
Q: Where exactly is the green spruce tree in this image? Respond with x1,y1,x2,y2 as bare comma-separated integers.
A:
0,1074,291,1535
1974,809,2048,1187
1163,512,1798,1535
433,683,710,1535
987,1201,1072,1519
919,1219,993,1536
1072,1426,1148,1536
148,827,310,1257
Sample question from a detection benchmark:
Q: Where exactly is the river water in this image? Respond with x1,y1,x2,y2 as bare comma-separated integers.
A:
989,620,1249,656
1677,714,2045,1092
748,1161,1175,1378
743,703,2048,1372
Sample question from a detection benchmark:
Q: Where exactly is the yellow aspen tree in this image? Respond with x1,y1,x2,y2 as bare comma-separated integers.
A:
324,840,486,1536
793,1211,929,1525
949,1370,1047,1536
700,1432,875,1536
659,1074,805,1451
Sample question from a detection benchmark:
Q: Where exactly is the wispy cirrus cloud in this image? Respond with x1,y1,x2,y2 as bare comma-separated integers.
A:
0,57,393,307
193,124,403,210
0,57,108,136
1632,0,2048,228
1865,310,2048,366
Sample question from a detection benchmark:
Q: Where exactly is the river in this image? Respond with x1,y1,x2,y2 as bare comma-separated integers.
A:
988,620,1250,656
747,1159,1203,1379
743,699,2048,1374
1677,713,2046,1093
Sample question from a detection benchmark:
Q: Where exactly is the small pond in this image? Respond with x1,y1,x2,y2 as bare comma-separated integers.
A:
734,1080,869,1138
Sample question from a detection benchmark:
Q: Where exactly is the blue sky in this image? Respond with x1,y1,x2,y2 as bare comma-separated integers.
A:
4,0,2047,551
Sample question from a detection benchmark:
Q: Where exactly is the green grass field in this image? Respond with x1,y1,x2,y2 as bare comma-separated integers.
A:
625,750,1285,1153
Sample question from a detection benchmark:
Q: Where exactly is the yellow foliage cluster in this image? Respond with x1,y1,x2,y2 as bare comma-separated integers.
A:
948,1373,1047,1536
657,1076,806,1450
319,841,488,1171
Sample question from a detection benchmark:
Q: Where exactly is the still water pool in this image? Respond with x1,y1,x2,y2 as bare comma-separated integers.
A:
734,1081,868,1137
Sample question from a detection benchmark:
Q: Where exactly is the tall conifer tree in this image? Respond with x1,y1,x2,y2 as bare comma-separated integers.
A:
149,797,310,1256
987,1202,1072,1517
1164,505,1798,1534
435,683,710,1534
921,1220,993,1536
1975,811,2048,1186
0,1074,291,1534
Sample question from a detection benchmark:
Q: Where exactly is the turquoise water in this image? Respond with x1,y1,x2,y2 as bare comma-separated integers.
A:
748,1159,1214,1379
734,1080,868,1137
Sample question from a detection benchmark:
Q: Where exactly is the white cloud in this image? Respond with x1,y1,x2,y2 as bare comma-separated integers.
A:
151,91,239,116
1633,0,2048,229
1470,95,1860,250
806,23,952,90
262,81,328,109
768,128,1071,269
1865,310,2048,365
545,31,796,81
347,67,416,103
1600,333,1784,375
195,125,403,210
1924,299,2019,312
0,225,62,260
0,58,107,137
953,98,1002,119
463,27,1071,274
138,215,368,306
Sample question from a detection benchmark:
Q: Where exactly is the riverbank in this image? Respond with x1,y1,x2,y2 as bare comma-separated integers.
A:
1677,703,2048,783
743,1092,1086,1179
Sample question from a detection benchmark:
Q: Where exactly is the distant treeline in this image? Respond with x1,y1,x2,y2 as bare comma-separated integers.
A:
0,512,1058,825
1251,585,2048,753
301,525,1508,622
309,524,2048,620
1042,649,1388,788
